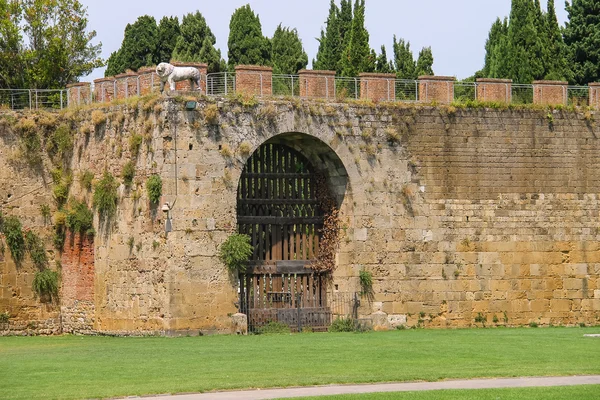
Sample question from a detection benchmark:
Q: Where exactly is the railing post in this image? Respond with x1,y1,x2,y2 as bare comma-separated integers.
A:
354,78,358,99
28,90,32,110
296,293,302,333
225,73,228,95
291,75,295,97
61,90,64,109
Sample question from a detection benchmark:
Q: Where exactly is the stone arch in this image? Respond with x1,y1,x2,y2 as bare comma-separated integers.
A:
258,132,350,207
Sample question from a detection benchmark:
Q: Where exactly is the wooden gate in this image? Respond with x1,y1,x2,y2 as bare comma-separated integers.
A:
237,143,331,331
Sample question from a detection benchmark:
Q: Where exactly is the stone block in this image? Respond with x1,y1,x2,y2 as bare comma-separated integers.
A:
231,313,248,335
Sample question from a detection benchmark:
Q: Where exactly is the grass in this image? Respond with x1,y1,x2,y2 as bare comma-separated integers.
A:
285,385,600,400
0,328,598,400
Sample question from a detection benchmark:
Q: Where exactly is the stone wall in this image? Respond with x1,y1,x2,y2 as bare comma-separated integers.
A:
1,97,599,335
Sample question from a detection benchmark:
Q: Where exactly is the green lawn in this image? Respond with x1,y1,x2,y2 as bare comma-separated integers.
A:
0,327,599,400
284,385,600,400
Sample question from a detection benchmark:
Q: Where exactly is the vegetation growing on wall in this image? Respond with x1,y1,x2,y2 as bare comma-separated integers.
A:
24,230,48,270
219,234,253,273
122,161,136,187
66,199,94,236
1,216,25,267
146,175,162,204
93,171,119,220
32,269,59,301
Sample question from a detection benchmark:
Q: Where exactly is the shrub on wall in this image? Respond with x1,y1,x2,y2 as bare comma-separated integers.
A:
121,161,136,187
66,199,94,236
359,268,373,296
79,170,94,191
93,171,119,220
24,230,48,270
219,234,253,273
146,174,162,204
1,216,25,267
32,269,59,301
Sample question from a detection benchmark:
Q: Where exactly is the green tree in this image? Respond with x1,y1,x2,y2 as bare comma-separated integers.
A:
227,4,271,71
563,0,599,84
392,36,415,79
543,0,570,80
481,17,510,78
336,0,354,73
105,15,158,76
171,11,223,73
415,47,434,76
506,0,544,83
313,0,340,71
9,0,103,88
341,0,374,77
375,45,393,73
271,24,308,75
0,0,25,88
156,16,180,64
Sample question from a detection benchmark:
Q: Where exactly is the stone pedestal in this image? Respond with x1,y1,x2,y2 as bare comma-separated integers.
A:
172,62,208,92
418,76,456,103
533,80,567,106
298,70,337,99
235,65,272,97
476,78,512,103
360,73,396,102
231,313,248,335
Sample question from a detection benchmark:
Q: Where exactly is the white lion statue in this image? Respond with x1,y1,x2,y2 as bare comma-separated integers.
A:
156,62,202,94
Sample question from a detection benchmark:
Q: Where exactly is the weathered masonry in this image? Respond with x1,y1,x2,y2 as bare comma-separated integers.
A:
1,94,600,335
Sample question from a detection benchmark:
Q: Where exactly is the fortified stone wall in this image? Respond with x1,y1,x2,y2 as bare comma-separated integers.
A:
0,96,599,335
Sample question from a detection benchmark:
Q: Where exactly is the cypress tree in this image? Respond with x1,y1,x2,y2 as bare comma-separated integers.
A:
227,5,271,71
506,0,544,83
481,17,509,78
543,0,569,80
341,0,374,76
337,0,353,73
415,47,434,77
271,24,308,75
155,16,180,64
375,45,393,73
563,0,599,85
171,11,223,73
105,15,158,76
313,0,340,71
392,36,416,79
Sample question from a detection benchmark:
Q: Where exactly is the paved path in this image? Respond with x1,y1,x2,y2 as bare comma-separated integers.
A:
135,375,600,400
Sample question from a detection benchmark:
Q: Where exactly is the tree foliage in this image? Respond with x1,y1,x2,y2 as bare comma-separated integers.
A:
0,0,102,89
375,45,393,73
105,15,158,76
227,5,271,71
341,0,374,77
564,0,600,85
481,0,569,83
271,24,308,75
392,36,416,79
172,11,223,73
415,47,434,77
156,16,180,64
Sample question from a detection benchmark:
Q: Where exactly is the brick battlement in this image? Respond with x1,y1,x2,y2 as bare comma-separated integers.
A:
69,64,599,109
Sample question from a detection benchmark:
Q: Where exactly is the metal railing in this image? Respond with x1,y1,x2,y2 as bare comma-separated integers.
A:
53,70,596,109
0,89,66,110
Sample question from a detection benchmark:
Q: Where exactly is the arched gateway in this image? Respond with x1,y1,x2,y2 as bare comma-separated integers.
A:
236,139,343,331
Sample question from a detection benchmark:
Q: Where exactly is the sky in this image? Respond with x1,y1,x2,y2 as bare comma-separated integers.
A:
80,0,569,81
